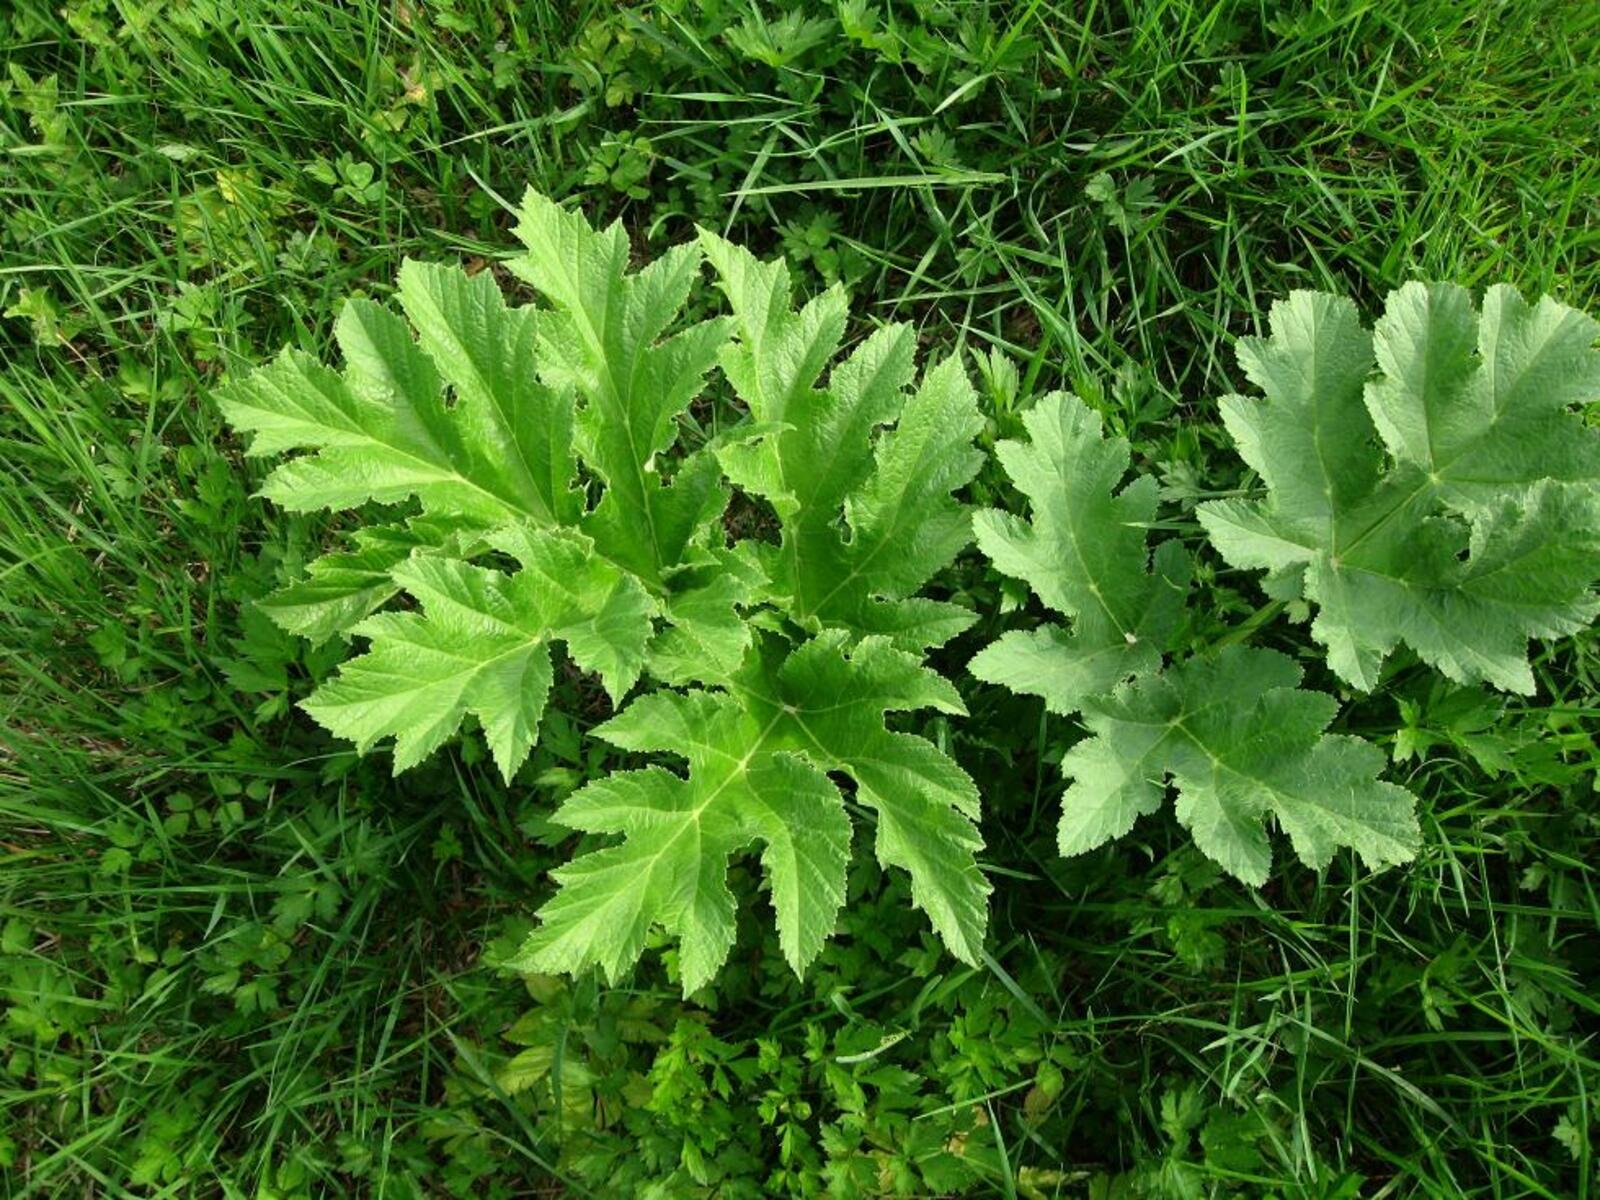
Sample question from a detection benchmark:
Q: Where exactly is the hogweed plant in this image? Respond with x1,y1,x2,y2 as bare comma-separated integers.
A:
219,191,988,992
974,287,1600,882
970,392,1420,885
219,189,1600,990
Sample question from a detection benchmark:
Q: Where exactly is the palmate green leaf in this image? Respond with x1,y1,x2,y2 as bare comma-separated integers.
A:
699,232,984,649
971,388,1418,884
218,260,580,526
512,193,733,587
1060,647,1418,886
512,631,988,993
970,392,1190,715
219,192,989,987
1199,285,1600,693
302,527,653,781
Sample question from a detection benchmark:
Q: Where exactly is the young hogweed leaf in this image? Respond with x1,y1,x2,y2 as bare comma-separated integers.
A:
513,631,988,993
302,528,652,781
222,192,990,983
508,236,991,986
1366,284,1600,504
973,390,1418,884
970,392,1190,715
1199,286,1600,693
1061,647,1418,886
699,232,984,649
218,259,580,526
512,192,733,587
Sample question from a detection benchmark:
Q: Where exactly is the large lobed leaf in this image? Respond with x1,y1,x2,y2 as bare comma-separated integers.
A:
700,232,985,649
511,195,733,587
970,392,1189,715
1198,285,1600,693
218,192,732,785
219,260,579,527
1060,647,1418,886
302,528,653,781
513,632,988,992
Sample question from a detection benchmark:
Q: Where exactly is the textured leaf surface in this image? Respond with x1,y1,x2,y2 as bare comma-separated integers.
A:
218,264,577,526
302,529,652,781
645,554,766,687
701,233,983,647
970,392,1190,714
1060,647,1419,885
257,518,467,643
1199,286,1600,692
970,385,1418,883
220,193,739,779
512,193,732,585
514,632,988,992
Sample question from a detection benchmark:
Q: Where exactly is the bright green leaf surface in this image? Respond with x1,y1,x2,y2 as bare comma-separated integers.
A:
218,272,577,526
257,517,468,643
512,191,732,586
701,233,983,648
970,391,1190,714
515,632,988,992
1199,286,1600,692
302,529,653,782
1059,647,1419,885
971,387,1418,883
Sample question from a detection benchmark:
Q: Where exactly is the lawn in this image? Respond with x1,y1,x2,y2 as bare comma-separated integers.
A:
2,1,1598,1196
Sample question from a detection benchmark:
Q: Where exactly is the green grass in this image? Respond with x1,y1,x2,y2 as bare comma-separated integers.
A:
2,0,1598,1195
